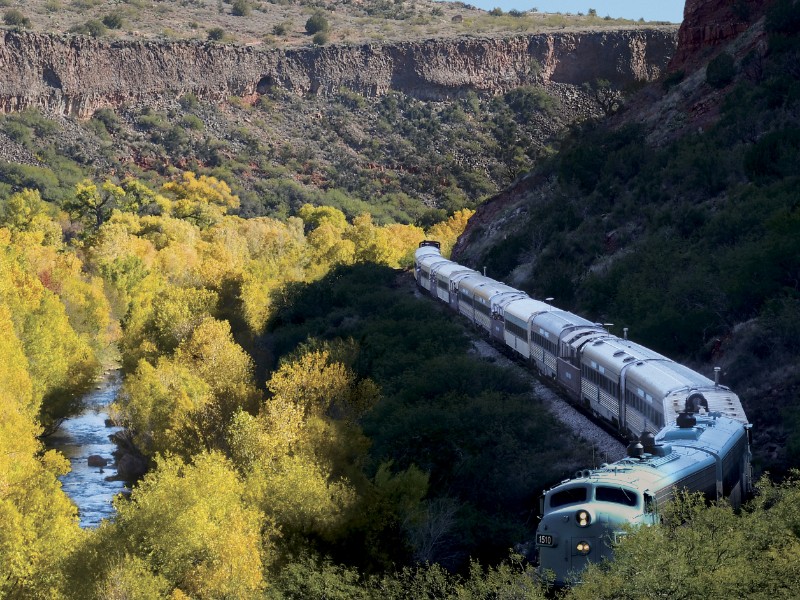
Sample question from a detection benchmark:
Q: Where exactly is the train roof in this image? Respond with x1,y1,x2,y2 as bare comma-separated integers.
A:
503,297,554,321
461,278,524,305
416,254,450,272
533,310,600,337
582,337,668,375
432,261,476,279
415,245,442,259
582,337,748,426
549,415,747,498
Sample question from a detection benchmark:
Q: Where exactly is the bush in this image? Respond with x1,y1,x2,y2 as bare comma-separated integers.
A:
70,19,106,37
231,0,250,16
765,0,800,35
101,12,123,28
92,108,120,134
312,31,329,45
178,93,199,110
3,9,30,27
207,27,225,41
272,22,288,35
706,52,736,88
305,11,329,34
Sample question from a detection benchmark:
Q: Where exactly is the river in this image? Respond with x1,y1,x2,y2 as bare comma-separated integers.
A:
46,371,128,528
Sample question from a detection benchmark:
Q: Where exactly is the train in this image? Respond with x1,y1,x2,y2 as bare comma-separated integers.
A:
413,241,752,585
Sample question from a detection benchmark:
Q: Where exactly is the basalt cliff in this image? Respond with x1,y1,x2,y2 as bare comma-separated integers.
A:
0,28,677,118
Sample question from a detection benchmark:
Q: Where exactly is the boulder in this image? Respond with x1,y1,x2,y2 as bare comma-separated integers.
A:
115,453,148,481
87,454,109,467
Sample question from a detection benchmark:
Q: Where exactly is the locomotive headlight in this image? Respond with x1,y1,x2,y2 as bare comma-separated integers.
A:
576,510,591,527
576,541,591,555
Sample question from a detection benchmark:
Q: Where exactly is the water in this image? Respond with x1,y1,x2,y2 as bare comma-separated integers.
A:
47,371,128,528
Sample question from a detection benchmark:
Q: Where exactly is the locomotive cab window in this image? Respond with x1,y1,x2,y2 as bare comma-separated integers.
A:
595,486,638,507
549,487,588,508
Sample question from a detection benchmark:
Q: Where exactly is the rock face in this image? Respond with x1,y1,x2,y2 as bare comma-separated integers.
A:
670,0,773,69
0,28,677,118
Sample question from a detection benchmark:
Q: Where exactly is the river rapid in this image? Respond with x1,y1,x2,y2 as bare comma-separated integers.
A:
46,371,128,528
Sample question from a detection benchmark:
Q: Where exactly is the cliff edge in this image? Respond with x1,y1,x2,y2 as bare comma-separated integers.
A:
0,28,677,118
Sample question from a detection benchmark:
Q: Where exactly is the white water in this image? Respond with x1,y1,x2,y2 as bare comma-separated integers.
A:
46,371,127,528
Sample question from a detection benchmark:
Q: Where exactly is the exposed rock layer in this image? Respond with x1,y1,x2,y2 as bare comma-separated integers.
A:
670,0,773,69
0,28,677,118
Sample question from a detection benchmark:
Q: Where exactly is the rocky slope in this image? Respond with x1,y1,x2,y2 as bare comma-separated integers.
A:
0,28,677,118
670,0,772,69
454,0,775,263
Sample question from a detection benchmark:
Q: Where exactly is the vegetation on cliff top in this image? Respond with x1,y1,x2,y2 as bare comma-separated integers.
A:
1,0,664,46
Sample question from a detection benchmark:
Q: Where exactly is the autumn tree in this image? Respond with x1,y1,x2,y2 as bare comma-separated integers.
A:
162,172,239,229
63,179,133,233
0,305,81,598
425,208,474,257
99,453,266,599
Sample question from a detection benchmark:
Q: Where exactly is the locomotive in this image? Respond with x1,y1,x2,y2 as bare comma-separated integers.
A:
537,413,751,584
413,242,752,584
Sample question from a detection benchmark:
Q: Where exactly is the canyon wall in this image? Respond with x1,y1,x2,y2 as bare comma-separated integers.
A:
670,0,773,69
0,28,677,118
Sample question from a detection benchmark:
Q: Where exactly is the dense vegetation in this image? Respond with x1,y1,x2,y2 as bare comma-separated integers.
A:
6,168,800,598
470,0,800,471
0,83,579,226
4,1,800,596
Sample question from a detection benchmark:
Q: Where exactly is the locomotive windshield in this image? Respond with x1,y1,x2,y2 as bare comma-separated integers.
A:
595,486,638,506
549,486,588,508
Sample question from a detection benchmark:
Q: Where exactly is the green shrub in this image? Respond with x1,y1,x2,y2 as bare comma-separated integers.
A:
178,93,199,110
272,22,288,35
305,11,329,34
102,12,124,28
765,0,800,34
207,26,225,41
706,52,736,88
662,69,685,91
181,115,204,131
3,9,30,27
70,19,107,37
312,31,329,45
92,108,120,134
744,127,800,182
231,0,250,16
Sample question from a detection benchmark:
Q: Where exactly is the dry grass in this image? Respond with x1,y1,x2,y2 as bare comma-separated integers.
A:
1,0,667,46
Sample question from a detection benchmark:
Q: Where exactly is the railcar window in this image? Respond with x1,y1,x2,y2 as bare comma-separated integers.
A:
596,486,639,506
549,487,588,508
506,320,527,339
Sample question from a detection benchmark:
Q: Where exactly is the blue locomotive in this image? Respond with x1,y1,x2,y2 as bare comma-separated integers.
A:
413,242,752,584
536,412,751,584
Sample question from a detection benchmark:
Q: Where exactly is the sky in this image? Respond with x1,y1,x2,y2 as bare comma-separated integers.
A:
465,1,685,23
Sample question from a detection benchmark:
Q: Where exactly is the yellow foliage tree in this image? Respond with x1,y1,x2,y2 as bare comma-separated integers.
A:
0,232,99,427
172,318,261,444
111,453,266,599
162,172,239,229
119,358,214,457
382,223,426,268
425,208,475,258
63,179,132,233
0,309,81,599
